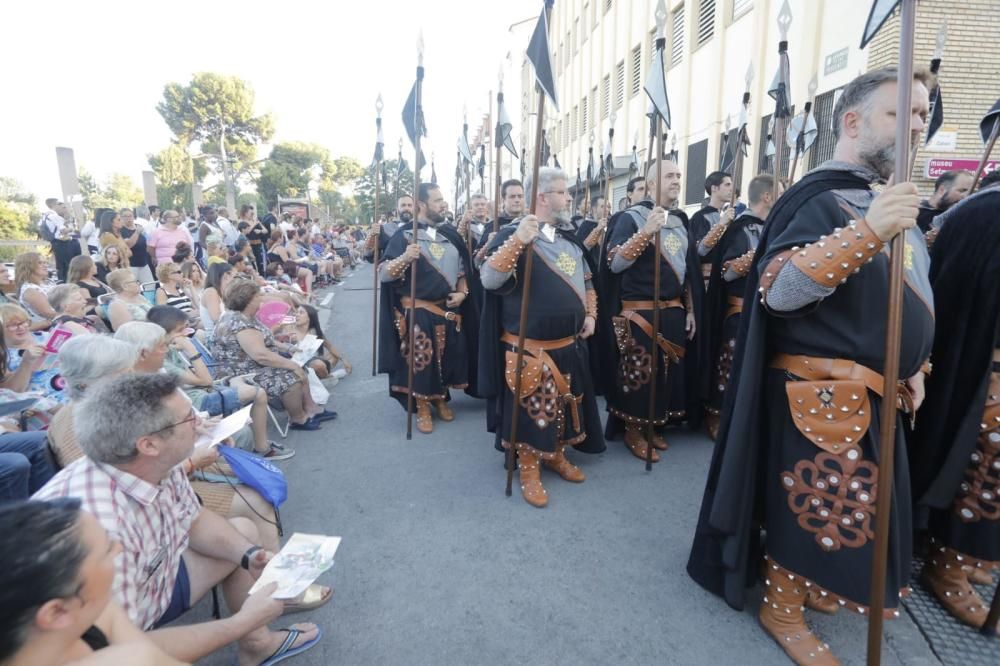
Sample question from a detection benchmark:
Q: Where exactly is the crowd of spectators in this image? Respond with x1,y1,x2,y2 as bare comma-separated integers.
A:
0,199,362,664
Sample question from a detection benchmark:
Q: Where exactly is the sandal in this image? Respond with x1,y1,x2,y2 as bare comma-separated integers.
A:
259,625,323,666
263,442,295,462
282,584,333,615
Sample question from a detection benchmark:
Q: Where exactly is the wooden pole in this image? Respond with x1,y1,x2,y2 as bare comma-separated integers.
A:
644,114,664,472
405,61,425,441
371,155,382,377
970,117,1000,192
867,2,915,662
505,82,548,497
494,91,505,233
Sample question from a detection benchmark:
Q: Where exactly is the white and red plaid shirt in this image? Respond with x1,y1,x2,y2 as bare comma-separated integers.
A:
33,458,201,629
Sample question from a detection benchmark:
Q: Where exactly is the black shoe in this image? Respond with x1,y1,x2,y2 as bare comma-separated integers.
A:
312,410,338,422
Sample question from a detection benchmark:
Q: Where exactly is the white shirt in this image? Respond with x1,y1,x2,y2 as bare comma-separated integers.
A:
40,210,67,237
134,217,154,235
79,220,98,248
217,217,239,247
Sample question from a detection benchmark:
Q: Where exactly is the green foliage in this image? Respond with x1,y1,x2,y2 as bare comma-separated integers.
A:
77,168,143,212
0,179,44,261
156,72,274,177
317,189,359,222
149,143,200,211
256,142,334,204
353,159,413,223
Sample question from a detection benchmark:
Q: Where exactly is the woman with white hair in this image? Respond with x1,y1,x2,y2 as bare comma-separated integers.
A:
47,284,106,335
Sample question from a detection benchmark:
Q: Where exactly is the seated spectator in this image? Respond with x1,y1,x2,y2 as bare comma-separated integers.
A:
34,374,324,664
14,252,55,331
68,254,110,320
200,263,234,339
0,419,54,501
205,234,228,266
148,209,194,266
97,210,131,265
155,262,195,316
48,284,107,335
172,240,194,265
0,498,186,665
212,280,330,430
0,304,66,407
286,304,351,380
266,231,313,294
105,268,151,331
94,244,125,284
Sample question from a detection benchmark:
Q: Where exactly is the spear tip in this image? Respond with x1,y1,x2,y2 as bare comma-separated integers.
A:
777,0,793,40
808,73,819,97
934,21,948,59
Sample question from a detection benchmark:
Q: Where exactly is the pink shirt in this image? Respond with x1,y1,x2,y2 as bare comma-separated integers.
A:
148,226,194,264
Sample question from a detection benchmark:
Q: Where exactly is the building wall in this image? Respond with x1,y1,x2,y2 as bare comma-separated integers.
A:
521,0,992,211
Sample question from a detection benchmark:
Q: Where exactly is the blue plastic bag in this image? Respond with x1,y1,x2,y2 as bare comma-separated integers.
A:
217,445,288,534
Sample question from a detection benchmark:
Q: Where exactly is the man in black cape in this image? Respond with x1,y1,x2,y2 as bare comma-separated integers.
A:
914,169,973,233
457,193,491,305
571,194,608,266
910,185,1000,631
597,159,703,462
473,179,525,264
364,194,413,264
477,166,605,508
699,174,779,439
377,183,480,434
687,67,933,665
687,171,735,290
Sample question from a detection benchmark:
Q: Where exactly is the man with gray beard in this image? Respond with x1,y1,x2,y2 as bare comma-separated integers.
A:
689,67,932,665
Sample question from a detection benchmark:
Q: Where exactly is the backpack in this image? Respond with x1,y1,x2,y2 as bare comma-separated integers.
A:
37,212,57,242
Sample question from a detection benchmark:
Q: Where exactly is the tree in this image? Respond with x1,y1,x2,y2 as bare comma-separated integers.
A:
77,168,143,211
0,177,41,260
353,159,413,223
148,143,207,211
156,73,275,178
255,142,336,204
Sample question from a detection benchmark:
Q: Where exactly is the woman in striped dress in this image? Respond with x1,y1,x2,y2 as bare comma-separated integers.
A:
154,262,194,316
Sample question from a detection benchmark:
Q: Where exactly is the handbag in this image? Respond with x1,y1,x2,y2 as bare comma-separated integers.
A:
217,445,288,535
307,367,330,405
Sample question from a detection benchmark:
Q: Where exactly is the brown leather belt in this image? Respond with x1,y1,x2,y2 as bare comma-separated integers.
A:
621,299,684,311
726,295,744,319
771,353,913,412
500,331,581,431
401,297,462,331
617,310,686,362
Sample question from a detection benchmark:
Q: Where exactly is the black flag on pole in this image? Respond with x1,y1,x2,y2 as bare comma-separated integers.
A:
371,117,384,168
553,154,561,169
496,92,519,158
402,79,427,171
860,0,901,49
643,35,672,129
541,131,551,166
520,148,526,181
477,144,486,181
526,0,560,112
925,57,944,146
768,50,792,120
430,156,437,184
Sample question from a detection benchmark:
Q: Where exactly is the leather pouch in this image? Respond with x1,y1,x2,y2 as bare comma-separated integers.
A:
505,351,543,399
785,380,872,454
611,316,631,355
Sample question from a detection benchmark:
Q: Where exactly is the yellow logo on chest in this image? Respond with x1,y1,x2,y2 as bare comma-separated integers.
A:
663,232,682,256
428,242,445,260
555,251,578,276
904,241,914,270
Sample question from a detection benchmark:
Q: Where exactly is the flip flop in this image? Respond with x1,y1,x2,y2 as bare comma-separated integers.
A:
282,584,334,615
259,626,322,666
311,410,338,423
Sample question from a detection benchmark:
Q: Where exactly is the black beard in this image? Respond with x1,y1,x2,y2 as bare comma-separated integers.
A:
398,212,413,223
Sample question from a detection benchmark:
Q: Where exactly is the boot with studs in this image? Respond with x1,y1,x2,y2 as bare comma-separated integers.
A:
543,445,586,483
921,545,995,630
516,446,548,508
758,566,841,665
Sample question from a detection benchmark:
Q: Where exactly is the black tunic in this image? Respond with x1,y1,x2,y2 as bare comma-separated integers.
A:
688,165,934,614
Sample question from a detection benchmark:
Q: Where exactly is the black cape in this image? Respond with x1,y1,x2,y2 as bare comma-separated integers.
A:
594,201,705,427
910,190,1000,514
477,221,601,439
377,221,483,398
686,168,872,609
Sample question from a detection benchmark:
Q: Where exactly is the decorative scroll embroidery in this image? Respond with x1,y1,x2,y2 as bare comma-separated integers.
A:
522,367,561,429
400,323,432,373
780,444,878,552
954,429,1000,523
555,251,577,277
619,343,652,393
663,233,682,256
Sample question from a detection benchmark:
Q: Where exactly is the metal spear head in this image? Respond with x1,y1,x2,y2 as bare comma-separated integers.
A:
934,21,947,59
589,129,595,146
654,0,668,40
745,62,754,91
671,133,677,149
376,93,384,116
398,138,404,151
808,73,819,99
463,103,468,123
777,0,792,41
417,31,425,66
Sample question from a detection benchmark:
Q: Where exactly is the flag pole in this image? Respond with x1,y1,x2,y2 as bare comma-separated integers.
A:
394,139,403,207
604,118,616,226
494,69,505,233
908,25,947,179
505,1,553,498
788,74,818,186
866,1,916,661
372,95,384,377
731,66,753,208
970,117,1000,192
405,36,426,441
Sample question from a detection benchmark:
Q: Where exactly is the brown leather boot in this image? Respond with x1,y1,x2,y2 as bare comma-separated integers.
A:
650,433,669,451
705,411,721,441
964,564,995,586
804,589,840,615
759,569,841,665
433,399,455,422
624,427,659,463
415,400,433,434
517,448,548,508
922,546,993,629
544,446,586,483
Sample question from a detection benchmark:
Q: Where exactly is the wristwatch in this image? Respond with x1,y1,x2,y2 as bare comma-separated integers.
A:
241,545,263,570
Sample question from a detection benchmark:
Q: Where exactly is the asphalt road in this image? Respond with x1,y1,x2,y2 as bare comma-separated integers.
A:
197,262,940,666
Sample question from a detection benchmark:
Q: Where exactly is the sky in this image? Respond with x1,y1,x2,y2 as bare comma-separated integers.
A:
0,0,541,209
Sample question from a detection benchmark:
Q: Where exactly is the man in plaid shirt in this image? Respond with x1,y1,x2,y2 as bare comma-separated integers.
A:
34,373,323,664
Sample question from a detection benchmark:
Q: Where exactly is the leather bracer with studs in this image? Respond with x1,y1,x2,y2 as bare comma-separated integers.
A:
616,229,652,262
700,221,730,252
789,219,884,288
724,248,755,278
486,234,526,273
585,289,598,319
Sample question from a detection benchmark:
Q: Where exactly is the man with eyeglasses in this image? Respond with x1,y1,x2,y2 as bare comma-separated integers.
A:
33,373,324,664
479,166,606,508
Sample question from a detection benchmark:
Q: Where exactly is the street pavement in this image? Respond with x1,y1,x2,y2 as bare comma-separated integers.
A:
197,262,941,665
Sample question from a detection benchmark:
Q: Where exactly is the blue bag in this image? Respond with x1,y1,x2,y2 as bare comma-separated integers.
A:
217,445,287,535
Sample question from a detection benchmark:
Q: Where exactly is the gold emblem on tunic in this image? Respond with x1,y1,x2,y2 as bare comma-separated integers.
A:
555,251,577,276
904,241,914,270
663,233,682,256
428,242,445,260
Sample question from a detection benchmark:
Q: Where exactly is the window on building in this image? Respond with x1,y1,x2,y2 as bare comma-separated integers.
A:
573,19,579,55
581,8,588,42
591,0,598,27
697,0,715,46
581,97,589,137
605,0,612,14
757,111,795,177
718,128,739,170
590,87,598,131
564,113,570,149
732,0,753,20
648,29,657,66
557,42,563,73
615,60,625,110
630,45,642,97
686,139,709,206
572,106,578,141
601,75,611,120
566,31,571,69
670,5,685,67
557,121,563,153
809,88,842,169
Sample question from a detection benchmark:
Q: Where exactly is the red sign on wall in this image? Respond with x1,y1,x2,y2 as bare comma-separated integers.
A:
925,158,997,178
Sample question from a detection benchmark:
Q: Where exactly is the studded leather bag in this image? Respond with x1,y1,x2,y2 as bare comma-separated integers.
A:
785,380,872,455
